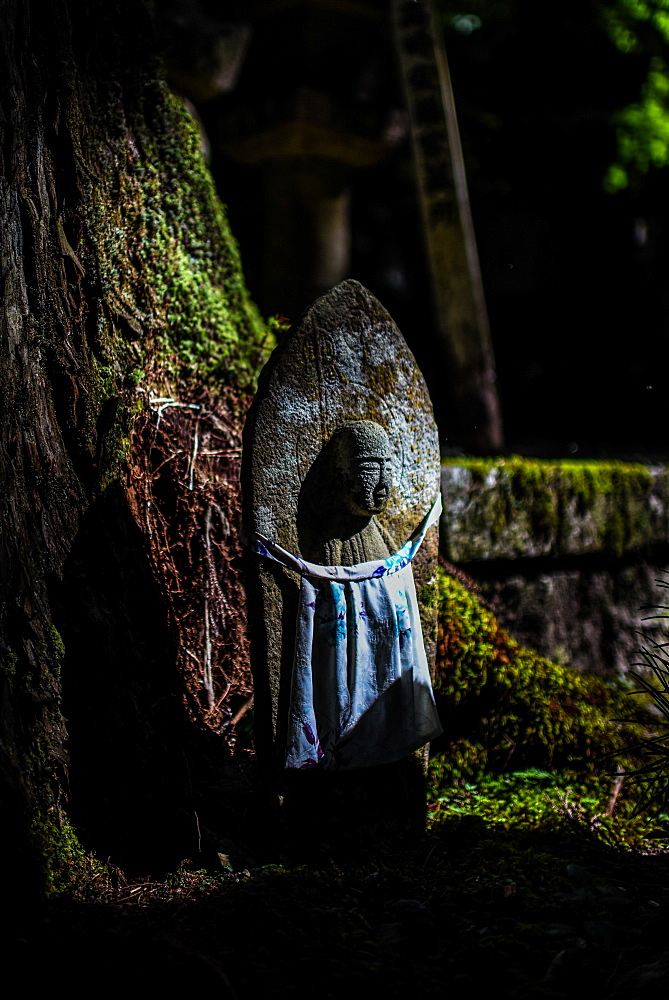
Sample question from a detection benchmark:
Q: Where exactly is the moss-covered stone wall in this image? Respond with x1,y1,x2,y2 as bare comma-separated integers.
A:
441,457,669,562
431,566,639,781
440,458,669,676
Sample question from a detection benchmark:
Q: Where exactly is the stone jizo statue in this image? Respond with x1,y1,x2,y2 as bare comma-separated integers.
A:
242,279,442,792
254,417,442,771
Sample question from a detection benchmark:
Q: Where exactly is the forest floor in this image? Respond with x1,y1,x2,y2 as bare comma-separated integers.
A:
11,778,669,1000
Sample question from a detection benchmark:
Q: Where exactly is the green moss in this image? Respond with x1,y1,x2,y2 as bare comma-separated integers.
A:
442,455,661,558
4,649,18,680
431,567,644,786
48,625,65,660
30,811,104,896
88,87,270,383
427,767,669,851
66,82,275,487
4,628,96,896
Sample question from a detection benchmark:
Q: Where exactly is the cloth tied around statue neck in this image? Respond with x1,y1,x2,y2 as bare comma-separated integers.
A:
253,494,443,770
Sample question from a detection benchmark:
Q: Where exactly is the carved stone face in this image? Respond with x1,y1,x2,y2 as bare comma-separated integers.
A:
332,421,393,517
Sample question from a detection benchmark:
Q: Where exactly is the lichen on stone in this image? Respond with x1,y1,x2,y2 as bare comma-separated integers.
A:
441,456,668,562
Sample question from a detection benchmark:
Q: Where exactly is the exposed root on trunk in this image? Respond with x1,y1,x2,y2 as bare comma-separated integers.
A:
127,387,253,752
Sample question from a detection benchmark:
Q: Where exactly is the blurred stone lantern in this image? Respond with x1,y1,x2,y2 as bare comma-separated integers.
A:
215,0,407,318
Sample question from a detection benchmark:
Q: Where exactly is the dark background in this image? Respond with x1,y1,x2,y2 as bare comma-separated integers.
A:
168,1,669,459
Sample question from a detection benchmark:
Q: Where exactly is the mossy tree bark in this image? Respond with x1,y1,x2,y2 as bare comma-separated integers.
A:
0,0,268,897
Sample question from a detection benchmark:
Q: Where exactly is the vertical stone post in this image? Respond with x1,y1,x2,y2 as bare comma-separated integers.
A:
392,0,504,452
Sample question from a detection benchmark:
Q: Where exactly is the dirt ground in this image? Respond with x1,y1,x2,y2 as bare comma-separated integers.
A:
10,818,669,999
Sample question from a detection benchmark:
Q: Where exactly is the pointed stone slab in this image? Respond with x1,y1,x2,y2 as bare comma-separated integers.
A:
242,280,441,776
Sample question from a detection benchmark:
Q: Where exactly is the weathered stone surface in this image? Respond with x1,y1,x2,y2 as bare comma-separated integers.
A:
440,456,669,678
441,458,669,562
480,562,669,677
242,280,440,793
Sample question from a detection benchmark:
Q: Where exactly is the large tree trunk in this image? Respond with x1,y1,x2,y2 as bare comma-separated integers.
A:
0,0,268,899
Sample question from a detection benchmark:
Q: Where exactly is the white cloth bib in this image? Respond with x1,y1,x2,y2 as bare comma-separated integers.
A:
254,495,443,770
